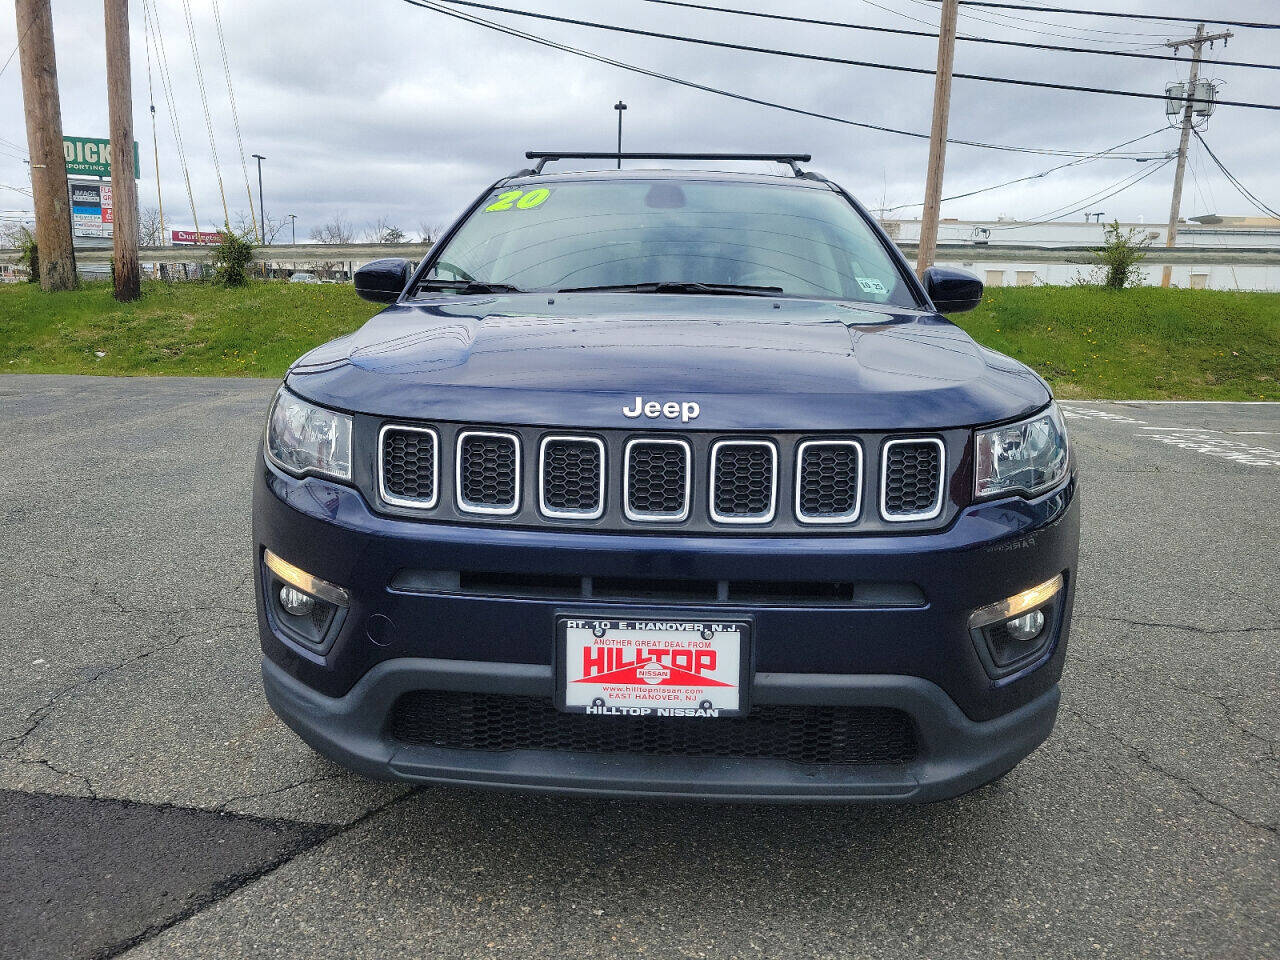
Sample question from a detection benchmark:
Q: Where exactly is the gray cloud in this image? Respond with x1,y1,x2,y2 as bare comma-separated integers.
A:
1,0,1275,237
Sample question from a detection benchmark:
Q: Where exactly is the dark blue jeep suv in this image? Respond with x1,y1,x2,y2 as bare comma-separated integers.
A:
254,152,1078,802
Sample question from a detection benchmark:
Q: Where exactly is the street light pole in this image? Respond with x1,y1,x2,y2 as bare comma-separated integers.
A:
288,213,296,245
251,153,266,244
614,101,627,169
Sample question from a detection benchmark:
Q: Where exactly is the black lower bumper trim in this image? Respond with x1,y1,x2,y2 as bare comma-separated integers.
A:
261,656,1059,803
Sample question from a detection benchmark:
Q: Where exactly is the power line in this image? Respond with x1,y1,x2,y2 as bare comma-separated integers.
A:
179,0,230,226
0,18,37,81
938,2,1280,30
145,0,201,233
987,155,1175,228
432,0,1280,110
1193,131,1280,220
644,0,1279,71
210,0,258,241
881,128,1172,212
897,0,1169,44
402,0,1165,159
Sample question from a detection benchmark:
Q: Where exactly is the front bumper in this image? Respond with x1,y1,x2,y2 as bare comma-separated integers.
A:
254,457,1079,801
263,655,1060,802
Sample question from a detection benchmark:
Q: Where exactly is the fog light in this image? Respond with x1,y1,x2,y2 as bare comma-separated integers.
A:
278,585,315,617
968,573,1063,630
1005,609,1045,642
263,549,350,607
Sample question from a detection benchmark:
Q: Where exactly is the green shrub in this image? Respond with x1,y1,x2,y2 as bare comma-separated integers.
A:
15,227,39,283
212,225,255,287
1093,220,1153,289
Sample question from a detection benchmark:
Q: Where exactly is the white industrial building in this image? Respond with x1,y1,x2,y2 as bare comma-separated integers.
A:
886,215,1280,291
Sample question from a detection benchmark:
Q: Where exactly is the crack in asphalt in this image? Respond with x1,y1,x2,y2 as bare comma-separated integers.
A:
1063,707,1278,836
11,755,99,799
1075,614,1280,637
213,771,351,813
0,620,245,765
94,786,425,960
1163,679,1280,766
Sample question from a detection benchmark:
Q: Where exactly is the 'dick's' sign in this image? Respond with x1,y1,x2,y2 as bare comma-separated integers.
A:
63,136,140,178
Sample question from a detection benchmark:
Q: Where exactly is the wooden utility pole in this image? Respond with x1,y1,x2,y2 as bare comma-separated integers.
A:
1160,23,1232,288
916,0,959,280
16,0,76,290
105,0,140,300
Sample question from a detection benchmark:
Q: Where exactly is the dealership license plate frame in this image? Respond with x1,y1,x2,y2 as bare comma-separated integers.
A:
555,614,753,718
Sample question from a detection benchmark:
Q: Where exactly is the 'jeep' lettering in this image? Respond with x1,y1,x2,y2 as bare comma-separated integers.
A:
622,396,700,422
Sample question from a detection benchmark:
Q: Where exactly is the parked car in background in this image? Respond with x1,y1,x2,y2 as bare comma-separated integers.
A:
289,271,321,284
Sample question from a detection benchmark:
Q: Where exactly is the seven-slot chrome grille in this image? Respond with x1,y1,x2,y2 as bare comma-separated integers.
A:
376,423,952,532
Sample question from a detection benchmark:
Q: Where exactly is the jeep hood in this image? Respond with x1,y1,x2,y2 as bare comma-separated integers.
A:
286,293,1049,431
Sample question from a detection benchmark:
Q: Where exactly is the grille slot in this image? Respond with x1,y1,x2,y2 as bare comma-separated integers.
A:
389,691,918,766
378,425,439,507
539,436,605,519
624,439,691,522
796,440,862,523
881,438,945,521
456,431,520,515
710,440,777,523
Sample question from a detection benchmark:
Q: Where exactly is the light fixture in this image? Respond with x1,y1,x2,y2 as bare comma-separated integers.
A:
278,585,315,616
264,549,350,607
968,574,1063,630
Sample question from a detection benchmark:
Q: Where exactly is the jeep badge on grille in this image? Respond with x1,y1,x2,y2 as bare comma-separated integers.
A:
622,396,701,423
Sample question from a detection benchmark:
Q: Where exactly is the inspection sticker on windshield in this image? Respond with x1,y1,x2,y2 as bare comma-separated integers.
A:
855,276,888,294
559,618,748,717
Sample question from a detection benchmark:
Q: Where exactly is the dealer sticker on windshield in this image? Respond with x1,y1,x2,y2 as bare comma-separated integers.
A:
559,618,748,717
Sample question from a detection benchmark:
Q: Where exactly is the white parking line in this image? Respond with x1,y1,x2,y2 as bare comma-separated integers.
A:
1065,400,1280,405
1141,430,1280,468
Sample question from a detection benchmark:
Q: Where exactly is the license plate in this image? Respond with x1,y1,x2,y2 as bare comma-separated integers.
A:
557,617,749,718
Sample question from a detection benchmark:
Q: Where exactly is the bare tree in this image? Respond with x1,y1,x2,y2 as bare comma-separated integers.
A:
227,209,290,244
310,213,354,244
139,206,164,246
261,213,288,244
0,221,34,248
419,221,446,243
362,216,407,244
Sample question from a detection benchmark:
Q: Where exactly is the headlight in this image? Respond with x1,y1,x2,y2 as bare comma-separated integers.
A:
265,389,352,481
974,402,1069,500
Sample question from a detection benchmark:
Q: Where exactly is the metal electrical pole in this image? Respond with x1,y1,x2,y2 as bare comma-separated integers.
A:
16,0,77,290
916,0,958,280
252,154,266,244
105,0,140,300
614,101,627,169
1161,23,1232,288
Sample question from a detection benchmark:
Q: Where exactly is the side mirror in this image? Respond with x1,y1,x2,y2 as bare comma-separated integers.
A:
354,258,413,304
922,266,983,314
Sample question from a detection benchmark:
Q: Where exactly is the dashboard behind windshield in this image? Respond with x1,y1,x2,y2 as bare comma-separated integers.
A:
423,178,918,307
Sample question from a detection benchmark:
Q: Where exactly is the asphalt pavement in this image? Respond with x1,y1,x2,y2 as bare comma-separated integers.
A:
0,375,1276,960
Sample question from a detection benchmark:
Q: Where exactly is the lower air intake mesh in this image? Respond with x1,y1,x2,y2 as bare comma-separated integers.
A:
388,691,918,765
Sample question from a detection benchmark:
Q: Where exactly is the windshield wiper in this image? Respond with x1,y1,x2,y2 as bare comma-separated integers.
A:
417,278,524,295
557,281,785,296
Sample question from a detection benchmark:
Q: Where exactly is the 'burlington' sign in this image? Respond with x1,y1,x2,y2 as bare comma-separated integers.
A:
63,136,140,179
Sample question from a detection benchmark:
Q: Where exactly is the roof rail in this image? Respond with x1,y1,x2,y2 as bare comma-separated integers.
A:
524,151,813,176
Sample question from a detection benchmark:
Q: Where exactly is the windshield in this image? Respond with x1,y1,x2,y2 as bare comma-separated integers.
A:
421,178,918,307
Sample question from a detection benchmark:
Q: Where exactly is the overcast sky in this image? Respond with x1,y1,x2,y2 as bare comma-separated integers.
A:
2,0,1276,240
